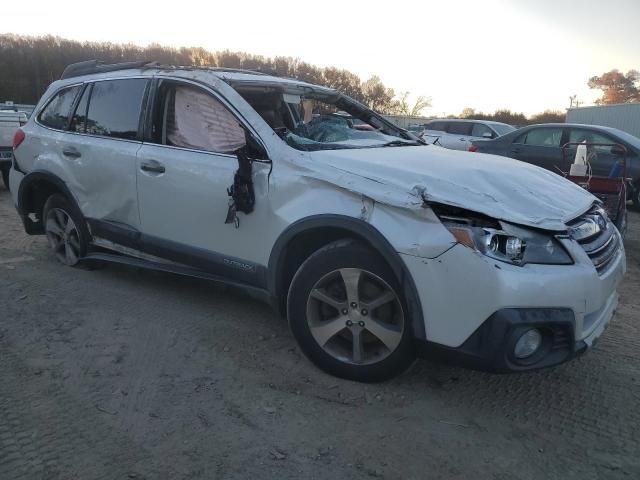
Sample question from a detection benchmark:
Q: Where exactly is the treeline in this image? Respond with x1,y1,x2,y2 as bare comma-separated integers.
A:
456,108,566,126
0,34,418,115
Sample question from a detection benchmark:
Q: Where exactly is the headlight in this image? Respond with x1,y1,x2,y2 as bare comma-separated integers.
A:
445,224,573,266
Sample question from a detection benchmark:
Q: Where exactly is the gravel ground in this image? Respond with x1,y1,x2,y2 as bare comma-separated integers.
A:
1,185,639,480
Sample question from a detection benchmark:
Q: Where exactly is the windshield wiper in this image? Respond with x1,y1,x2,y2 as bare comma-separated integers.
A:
380,139,422,147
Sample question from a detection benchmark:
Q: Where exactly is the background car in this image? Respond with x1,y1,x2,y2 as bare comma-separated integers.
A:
469,123,640,207
420,119,515,150
0,106,28,189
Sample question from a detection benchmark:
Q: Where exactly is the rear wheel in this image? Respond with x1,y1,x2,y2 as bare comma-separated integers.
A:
43,194,89,267
287,240,415,382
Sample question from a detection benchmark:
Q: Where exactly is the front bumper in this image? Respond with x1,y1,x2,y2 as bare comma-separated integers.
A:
402,230,625,372
415,301,616,372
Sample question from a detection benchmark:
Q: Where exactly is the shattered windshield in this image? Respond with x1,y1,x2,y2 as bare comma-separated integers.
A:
235,87,422,151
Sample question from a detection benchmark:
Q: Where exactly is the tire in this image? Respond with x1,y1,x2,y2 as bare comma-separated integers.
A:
42,194,90,267
287,239,415,382
1,168,9,191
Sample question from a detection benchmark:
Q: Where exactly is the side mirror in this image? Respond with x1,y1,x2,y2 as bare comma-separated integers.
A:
611,145,626,156
482,132,493,139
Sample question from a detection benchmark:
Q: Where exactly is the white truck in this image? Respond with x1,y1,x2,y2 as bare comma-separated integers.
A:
0,105,28,190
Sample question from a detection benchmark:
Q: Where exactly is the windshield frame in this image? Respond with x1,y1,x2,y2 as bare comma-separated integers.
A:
228,80,424,152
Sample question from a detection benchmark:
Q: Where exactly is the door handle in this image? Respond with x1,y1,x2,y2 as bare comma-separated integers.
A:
62,147,81,159
140,160,165,174
511,148,521,154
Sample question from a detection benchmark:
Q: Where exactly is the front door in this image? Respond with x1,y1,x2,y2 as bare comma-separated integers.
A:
509,126,567,173
135,79,272,281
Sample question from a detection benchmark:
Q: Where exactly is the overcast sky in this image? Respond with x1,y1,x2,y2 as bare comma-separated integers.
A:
3,0,639,115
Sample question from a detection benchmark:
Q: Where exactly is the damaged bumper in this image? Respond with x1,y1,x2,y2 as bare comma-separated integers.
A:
415,302,616,372
402,231,625,372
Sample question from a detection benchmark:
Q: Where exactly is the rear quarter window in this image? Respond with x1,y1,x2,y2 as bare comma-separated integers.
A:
38,85,82,130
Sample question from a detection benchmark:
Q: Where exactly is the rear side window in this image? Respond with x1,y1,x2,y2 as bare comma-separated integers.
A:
446,122,472,135
517,128,563,147
38,85,81,130
471,123,494,138
85,79,148,140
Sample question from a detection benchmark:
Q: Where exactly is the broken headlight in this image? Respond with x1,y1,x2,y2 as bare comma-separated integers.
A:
444,224,573,266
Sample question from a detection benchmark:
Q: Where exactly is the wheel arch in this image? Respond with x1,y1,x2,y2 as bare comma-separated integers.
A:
268,214,426,340
17,170,80,235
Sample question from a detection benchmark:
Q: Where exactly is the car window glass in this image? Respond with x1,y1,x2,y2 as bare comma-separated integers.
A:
522,128,563,147
160,83,246,153
427,121,446,131
70,84,91,133
446,122,472,135
568,129,617,153
38,85,81,130
86,79,147,140
471,123,493,138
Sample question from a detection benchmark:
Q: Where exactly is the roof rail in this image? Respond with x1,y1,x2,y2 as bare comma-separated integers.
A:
60,60,155,80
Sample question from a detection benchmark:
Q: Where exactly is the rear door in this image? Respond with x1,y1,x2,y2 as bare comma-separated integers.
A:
63,78,149,228
566,127,622,177
444,121,474,150
509,126,567,173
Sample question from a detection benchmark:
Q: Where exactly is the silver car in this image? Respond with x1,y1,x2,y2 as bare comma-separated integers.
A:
421,119,516,150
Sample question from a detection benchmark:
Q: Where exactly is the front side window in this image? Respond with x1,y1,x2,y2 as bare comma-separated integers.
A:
151,81,246,153
85,79,148,140
38,85,81,130
518,128,563,147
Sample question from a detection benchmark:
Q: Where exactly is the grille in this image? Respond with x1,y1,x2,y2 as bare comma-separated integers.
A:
568,208,620,274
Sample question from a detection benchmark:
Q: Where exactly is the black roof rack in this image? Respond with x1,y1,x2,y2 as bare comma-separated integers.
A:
60,60,155,80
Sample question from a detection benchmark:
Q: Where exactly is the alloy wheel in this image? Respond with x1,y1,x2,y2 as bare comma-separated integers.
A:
45,208,82,266
305,268,405,365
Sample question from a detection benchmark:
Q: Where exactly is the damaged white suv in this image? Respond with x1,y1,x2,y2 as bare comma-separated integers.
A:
9,61,625,381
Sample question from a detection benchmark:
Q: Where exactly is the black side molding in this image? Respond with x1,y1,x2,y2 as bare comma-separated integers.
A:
88,218,268,290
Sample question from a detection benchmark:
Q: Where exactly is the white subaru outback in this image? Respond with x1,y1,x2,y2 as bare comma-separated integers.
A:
9,61,625,381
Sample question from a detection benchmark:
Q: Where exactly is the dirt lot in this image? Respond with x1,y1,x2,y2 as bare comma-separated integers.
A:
1,186,639,480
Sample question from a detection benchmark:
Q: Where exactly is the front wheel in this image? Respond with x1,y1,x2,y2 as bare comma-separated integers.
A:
287,240,415,382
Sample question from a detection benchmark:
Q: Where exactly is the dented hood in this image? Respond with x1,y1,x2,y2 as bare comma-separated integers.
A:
305,145,596,231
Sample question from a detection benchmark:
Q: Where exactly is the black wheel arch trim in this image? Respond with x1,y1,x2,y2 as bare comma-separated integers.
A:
16,170,82,234
267,214,426,340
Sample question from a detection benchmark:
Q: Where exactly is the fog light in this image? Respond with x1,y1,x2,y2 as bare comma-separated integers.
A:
514,329,542,359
